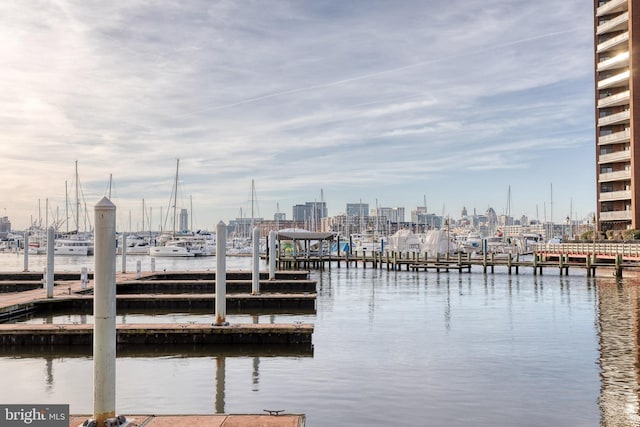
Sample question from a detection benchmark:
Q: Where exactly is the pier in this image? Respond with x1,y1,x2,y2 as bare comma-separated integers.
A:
273,242,640,278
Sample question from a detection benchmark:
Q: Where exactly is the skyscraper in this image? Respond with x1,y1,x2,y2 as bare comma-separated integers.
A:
595,0,634,231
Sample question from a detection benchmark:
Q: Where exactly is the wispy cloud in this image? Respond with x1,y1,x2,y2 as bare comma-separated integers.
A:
0,0,595,228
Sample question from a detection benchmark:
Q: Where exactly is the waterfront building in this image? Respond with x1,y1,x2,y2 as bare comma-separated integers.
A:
594,0,635,231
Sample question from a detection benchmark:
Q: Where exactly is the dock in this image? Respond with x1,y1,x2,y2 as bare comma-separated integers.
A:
0,270,316,346
0,322,313,346
68,413,305,427
273,242,640,278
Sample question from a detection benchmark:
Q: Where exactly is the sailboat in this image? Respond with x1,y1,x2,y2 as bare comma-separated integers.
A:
54,161,94,256
149,159,207,257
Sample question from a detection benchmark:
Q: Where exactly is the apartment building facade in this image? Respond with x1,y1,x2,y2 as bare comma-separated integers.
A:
595,0,638,231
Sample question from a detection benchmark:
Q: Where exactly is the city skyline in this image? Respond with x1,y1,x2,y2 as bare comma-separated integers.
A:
1,1,595,230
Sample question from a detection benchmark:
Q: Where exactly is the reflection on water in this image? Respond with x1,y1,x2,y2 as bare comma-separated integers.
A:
597,279,640,427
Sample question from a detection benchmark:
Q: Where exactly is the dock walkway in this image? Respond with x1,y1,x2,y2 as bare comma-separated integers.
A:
0,271,315,345
68,413,305,426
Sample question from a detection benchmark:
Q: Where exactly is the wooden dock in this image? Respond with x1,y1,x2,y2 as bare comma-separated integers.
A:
0,270,316,346
0,322,313,346
274,243,640,278
68,413,305,427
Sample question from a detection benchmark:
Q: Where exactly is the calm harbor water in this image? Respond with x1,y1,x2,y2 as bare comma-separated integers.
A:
0,253,637,426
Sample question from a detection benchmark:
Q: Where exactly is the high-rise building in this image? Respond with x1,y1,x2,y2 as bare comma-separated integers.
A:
346,203,369,217
594,0,634,231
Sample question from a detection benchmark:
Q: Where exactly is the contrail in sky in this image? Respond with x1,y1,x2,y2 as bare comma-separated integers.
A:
193,26,589,114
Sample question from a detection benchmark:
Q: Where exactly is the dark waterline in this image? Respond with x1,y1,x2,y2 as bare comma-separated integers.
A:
0,254,636,426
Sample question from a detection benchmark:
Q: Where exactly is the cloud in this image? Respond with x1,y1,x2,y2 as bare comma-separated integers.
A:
0,0,595,228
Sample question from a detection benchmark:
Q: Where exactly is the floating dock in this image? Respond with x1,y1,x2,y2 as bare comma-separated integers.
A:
0,270,316,346
68,413,305,427
0,322,313,346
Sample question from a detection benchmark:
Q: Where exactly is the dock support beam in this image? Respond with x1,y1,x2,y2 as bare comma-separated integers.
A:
46,226,54,298
215,221,227,326
269,231,276,280
93,197,117,425
252,227,260,295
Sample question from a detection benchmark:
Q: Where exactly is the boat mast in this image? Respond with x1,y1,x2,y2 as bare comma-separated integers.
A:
75,160,80,233
250,179,255,230
172,159,179,236
423,195,427,233
65,181,69,233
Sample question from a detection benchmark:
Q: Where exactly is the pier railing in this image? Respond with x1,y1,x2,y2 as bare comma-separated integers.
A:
535,242,640,260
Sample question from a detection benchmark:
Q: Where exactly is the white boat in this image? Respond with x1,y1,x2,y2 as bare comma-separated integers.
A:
117,235,150,255
54,237,94,256
149,240,196,257
457,231,483,254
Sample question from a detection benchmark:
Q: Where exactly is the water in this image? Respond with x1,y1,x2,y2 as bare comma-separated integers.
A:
0,253,636,426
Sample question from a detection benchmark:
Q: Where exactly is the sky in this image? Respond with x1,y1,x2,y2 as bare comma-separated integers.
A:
0,0,596,231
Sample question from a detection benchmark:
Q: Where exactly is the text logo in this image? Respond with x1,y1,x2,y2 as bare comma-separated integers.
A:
0,405,68,427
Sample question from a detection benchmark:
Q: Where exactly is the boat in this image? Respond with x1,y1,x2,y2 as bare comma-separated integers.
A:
457,231,483,254
150,159,211,257
54,237,94,256
117,235,150,255
150,240,196,257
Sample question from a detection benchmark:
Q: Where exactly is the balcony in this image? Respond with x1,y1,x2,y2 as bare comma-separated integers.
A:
598,70,630,90
597,31,629,53
600,210,632,221
598,128,630,145
597,12,629,35
597,0,628,17
598,90,630,108
599,190,632,202
599,169,632,182
598,109,630,126
598,149,631,164
597,52,629,72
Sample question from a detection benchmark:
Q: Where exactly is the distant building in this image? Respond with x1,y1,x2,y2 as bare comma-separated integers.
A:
0,217,10,238
373,207,405,223
594,0,635,230
179,209,188,232
292,202,327,231
346,203,369,217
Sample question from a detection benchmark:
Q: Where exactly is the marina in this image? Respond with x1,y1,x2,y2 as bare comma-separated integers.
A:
0,251,636,426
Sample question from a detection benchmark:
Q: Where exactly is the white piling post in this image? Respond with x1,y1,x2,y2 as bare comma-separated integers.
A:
93,197,117,425
151,257,156,273
121,232,127,273
23,233,29,272
269,230,276,280
136,260,142,279
252,227,260,295
215,221,227,325
46,226,54,298
81,267,88,290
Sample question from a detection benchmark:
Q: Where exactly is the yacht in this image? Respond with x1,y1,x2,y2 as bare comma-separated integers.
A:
54,237,94,256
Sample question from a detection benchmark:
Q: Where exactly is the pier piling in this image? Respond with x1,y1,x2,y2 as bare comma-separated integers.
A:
93,197,117,425
46,226,54,298
252,227,260,295
23,233,28,272
215,221,227,326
